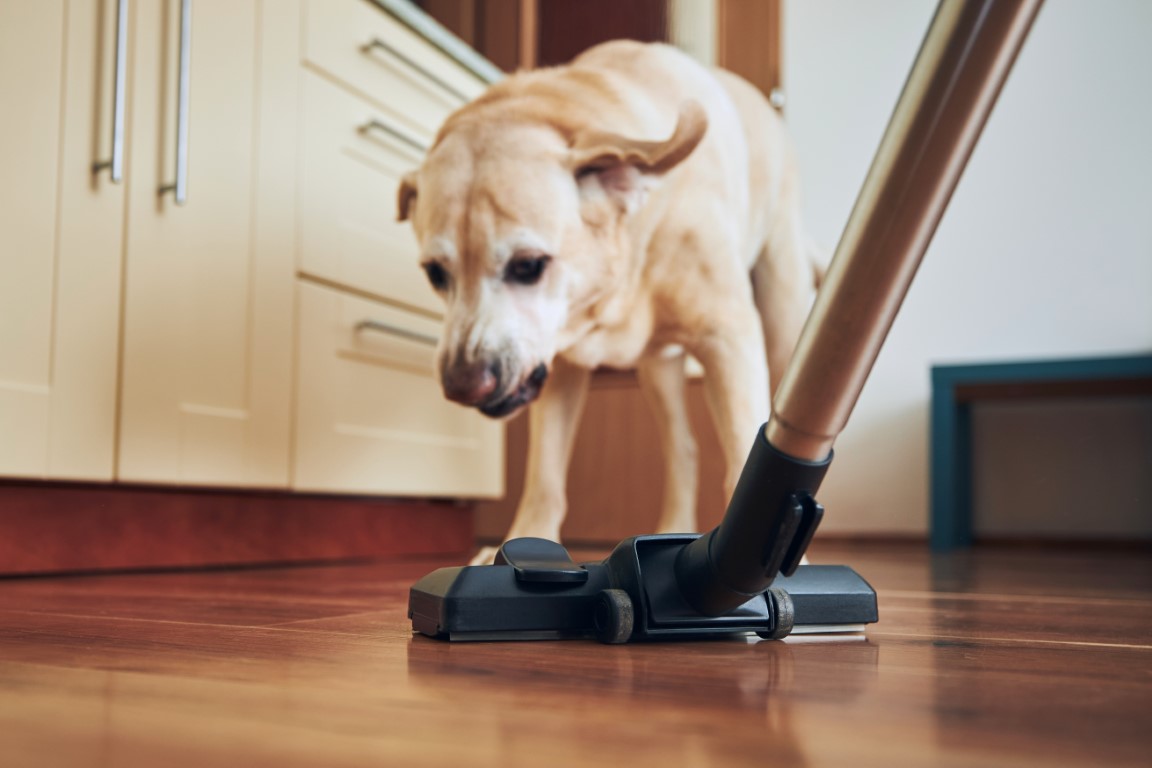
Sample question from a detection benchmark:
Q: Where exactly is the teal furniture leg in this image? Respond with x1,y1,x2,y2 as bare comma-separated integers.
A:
931,368,972,550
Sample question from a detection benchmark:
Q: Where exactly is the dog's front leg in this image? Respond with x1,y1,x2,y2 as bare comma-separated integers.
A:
469,357,591,565
637,353,698,534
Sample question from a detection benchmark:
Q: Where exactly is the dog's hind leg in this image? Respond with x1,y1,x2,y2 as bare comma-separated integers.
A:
752,202,817,400
470,357,591,566
637,352,698,534
693,311,772,503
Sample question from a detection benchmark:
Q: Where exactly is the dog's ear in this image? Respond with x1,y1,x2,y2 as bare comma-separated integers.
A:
397,171,418,222
569,101,707,213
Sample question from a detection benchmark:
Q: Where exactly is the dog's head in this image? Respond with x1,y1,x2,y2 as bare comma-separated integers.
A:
398,100,707,418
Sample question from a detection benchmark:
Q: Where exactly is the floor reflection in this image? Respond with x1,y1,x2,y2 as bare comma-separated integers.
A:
406,633,880,764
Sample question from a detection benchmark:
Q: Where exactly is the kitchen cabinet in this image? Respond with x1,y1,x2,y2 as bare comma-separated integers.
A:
292,0,499,498
117,0,299,486
1,0,501,499
0,0,125,480
297,68,441,315
0,0,298,487
293,280,502,497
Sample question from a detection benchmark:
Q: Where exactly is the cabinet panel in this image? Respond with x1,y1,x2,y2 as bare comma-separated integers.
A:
118,0,298,486
298,70,440,313
303,0,484,145
0,0,124,479
294,279,502,497
0,1,62,475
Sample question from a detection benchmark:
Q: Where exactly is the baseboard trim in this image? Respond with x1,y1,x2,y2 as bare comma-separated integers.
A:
0,481,474,576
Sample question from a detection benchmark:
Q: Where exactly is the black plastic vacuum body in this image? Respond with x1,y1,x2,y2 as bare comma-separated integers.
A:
409,538,879,643
408,0,1042,644
410,429,878,643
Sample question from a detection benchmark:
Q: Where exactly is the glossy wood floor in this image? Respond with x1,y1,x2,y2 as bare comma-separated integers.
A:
2,542,1150,767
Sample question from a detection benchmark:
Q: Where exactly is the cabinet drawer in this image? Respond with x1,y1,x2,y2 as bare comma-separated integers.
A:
294,279,503,497
303,0,483,143
299,70,439,312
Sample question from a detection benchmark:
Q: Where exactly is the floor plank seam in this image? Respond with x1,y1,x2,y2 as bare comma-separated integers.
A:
0,609,399,638
869,629,1152,650
263,609,395,628
879,589,1152,606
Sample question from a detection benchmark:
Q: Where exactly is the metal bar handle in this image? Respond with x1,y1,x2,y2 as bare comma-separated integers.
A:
93,0,129,182
358,118,429,155
360,37,468,102
766,0,1044,463
355,320,439,348
159,0,191,204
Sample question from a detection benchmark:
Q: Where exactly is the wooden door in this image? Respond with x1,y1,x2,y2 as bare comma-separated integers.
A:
0,0,125,480
536,0,668,66
117,0,298,486
716,0,783,103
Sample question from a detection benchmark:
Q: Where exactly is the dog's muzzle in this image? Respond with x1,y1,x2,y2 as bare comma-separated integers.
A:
441,359,500,407
442,359,549,418
476,363,549,419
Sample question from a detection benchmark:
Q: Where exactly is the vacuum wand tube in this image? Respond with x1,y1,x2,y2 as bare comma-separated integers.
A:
677,0,1044,617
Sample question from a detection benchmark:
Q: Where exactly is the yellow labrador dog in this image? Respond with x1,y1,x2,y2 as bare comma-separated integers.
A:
398,41,821,564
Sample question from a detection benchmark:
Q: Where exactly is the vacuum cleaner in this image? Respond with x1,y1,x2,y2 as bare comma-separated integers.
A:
410,0,1043,643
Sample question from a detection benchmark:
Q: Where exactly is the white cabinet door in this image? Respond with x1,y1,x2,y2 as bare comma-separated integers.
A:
297,70,441,314
294,280,504,498
117,0,298,486
302,0,485,143
0,0,125,480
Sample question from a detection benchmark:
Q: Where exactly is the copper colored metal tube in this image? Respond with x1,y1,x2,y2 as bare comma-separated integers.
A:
766,0,1044,463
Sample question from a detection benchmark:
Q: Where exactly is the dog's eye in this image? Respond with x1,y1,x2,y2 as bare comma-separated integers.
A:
504,255,550,286
423,262,450,291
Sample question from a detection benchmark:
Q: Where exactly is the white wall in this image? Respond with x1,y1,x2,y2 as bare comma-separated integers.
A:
782,0,1152,534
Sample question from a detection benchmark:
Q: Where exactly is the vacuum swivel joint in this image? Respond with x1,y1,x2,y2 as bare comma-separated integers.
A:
674,426,830,617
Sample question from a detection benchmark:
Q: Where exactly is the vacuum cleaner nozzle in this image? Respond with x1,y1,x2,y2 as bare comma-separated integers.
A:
408,426,876,644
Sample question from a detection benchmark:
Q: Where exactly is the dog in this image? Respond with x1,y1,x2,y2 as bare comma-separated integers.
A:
398,41,822,564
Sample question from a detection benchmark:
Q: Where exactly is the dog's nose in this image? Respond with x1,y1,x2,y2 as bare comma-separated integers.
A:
442,360,500,406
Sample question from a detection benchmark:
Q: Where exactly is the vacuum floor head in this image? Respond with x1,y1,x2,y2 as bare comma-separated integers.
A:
409,536,877,643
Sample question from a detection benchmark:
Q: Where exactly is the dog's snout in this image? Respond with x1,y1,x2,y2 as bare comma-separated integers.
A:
442,359,500,406
529,364,548,386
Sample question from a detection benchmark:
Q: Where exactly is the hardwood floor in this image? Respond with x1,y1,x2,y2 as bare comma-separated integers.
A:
1,542,1149,767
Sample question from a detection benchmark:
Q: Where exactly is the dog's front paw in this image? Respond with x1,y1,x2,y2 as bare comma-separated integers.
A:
469,546,499,566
